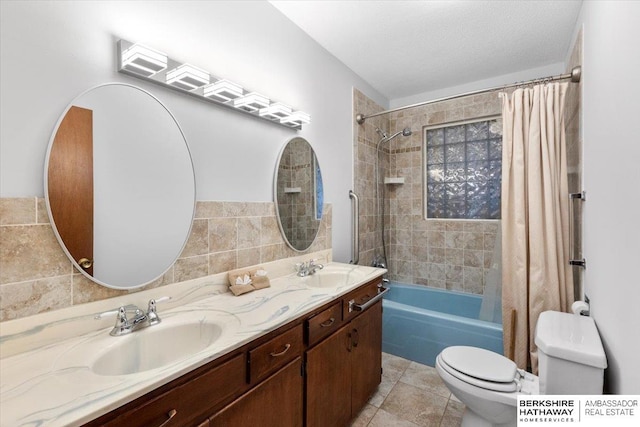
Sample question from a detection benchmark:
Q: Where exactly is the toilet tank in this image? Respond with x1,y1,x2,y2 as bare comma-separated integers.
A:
535,311,607,394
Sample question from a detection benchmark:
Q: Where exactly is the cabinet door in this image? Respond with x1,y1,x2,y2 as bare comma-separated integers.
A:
211,357,303,427
350,300,382,415
305,324,352,427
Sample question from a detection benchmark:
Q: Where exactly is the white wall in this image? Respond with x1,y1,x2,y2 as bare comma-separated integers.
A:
0,1,388,263
573,0,640,394
389,62,564,108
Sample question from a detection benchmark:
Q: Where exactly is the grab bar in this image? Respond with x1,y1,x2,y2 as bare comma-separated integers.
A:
568,191,586,268
348,286,389,312
349,190,359,264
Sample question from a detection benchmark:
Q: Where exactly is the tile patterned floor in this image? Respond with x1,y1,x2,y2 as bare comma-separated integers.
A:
350,353,465,427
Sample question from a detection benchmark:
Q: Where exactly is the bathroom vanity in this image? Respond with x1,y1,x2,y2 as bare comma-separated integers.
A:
0,257,386,427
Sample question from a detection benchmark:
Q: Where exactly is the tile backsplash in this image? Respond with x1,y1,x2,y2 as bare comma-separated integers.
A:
0,198,332,321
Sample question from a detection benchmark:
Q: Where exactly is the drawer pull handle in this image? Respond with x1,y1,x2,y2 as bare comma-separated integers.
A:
269,343,291,357
320,317,335,327
348,286,389,312
158,409,177,427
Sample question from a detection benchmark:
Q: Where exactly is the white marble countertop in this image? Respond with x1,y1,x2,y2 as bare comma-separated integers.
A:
0,253,385,427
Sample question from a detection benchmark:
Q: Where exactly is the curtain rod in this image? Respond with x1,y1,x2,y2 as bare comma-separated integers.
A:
355,66,581,124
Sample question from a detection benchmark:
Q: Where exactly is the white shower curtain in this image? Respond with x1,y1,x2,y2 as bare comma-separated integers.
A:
500,82,574,373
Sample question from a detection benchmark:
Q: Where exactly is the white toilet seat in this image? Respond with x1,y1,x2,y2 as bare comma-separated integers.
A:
439,346,521,393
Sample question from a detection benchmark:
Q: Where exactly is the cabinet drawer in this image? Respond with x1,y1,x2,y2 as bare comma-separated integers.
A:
342,279,382,322
92,352,246,427
306,301,342,346
248,324,303,384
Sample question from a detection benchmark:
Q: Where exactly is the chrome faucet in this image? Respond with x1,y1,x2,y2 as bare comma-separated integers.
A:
95,296,171,336
296,259,324,277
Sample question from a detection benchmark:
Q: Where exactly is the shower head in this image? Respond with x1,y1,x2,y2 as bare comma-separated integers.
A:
385,127,413,142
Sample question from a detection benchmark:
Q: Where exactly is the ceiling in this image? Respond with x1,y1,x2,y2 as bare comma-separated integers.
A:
270,0,582,102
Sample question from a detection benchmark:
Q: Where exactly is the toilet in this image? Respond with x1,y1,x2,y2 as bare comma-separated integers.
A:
435,310,607,427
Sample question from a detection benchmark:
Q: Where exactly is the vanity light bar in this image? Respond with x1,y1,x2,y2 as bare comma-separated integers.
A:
166,64,210,90
121,43,168,77
203,79,243,102
281,111,311,126
234,92,270,112
259,102,292,120
117,39,310,129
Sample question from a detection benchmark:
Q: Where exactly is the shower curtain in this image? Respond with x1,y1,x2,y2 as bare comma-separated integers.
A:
500,82,574,374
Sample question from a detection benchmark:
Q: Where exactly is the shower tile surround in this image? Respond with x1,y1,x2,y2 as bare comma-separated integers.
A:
354,88,502,294
355,64,580,296
0,198,332,321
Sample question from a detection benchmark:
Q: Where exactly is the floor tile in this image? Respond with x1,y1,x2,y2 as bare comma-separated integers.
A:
439,399,465,427
350,403,378,427
380,381,449,427
399,361,452,399
367,408,421,427
382,351,412,381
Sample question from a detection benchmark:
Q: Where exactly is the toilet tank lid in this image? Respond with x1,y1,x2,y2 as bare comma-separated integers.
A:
535,311,607,369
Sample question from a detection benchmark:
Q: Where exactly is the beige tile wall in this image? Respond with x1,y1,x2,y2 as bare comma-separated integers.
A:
353,89,389,267
355,74,580,296
385,92,503,294
355,89,504,294
0,198,331,321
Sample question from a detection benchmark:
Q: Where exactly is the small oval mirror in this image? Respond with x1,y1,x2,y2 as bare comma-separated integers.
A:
274,137,323,252
45,83,196,289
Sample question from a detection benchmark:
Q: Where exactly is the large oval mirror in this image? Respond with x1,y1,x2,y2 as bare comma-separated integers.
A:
274,137,323,252
45,83,195,289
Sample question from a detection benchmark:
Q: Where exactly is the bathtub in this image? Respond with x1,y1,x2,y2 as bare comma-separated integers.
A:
382,282,503,366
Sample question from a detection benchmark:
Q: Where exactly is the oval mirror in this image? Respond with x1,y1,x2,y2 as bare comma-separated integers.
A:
45,83,195,289
274,137,324,252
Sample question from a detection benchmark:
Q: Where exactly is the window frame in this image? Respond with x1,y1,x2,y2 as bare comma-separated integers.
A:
422,115,502,221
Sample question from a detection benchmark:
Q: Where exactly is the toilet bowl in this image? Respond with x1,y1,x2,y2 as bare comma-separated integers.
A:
436,310,607,427
435,346,538,427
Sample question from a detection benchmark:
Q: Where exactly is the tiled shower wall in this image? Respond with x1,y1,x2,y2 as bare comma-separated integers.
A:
0,198,331,321
384,93,503,293
355,67,580,296
353,89,389,267
354,89,504,294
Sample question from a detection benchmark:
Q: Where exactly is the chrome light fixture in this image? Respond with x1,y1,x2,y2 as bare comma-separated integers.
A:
259,102,292,120
116,39,310,130
204,79,243,102
121,43,168,77
234,92,270,112
166,64,210,90
281,111,311,126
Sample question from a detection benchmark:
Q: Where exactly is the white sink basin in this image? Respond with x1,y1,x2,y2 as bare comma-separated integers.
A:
91,320,223,376
58,310,237,376
299,264,369,288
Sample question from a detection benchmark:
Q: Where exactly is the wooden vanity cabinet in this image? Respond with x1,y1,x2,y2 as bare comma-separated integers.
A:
209,357,303,427
83,277,383,427
350,300,383,415
306,281,383,427
84,352,248,427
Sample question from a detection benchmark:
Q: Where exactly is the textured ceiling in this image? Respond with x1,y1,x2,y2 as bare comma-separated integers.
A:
270,0,582,101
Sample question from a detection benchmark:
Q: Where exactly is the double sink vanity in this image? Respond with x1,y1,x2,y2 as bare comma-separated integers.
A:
1,83,382,426
0,254,387,427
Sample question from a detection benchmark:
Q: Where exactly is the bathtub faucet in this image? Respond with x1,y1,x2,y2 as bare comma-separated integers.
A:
296,259,324,277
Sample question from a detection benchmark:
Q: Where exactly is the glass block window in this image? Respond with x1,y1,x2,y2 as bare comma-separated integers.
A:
424,118,502,219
